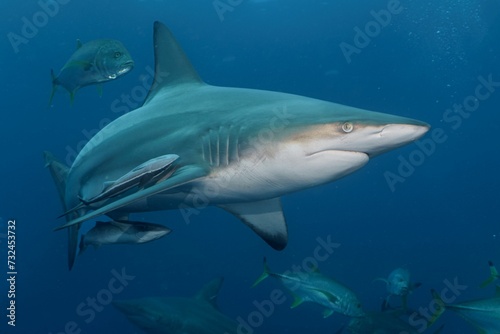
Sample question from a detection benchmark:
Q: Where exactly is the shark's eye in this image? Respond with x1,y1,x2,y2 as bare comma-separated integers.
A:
114,52,122,58
342,122,353,133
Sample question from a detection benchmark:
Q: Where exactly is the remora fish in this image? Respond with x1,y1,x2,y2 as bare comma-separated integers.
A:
45,21,429,270
49,39,134,105
253,257,365,318
79,220,171,253
113,277,239,334
376,268,421,309
59,154,179,218
429,286,500,334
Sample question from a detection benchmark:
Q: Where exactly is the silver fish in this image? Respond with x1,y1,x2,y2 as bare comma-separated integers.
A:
430,286,500,334
50,39,134,105
376,268,421,310
253,257,365,318
79,220,171,253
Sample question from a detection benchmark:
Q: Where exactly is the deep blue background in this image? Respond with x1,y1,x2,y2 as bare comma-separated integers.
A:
1,0,500,333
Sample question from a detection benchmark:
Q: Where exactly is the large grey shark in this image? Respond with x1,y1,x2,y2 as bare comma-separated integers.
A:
45,21,430,269
113,277,239,334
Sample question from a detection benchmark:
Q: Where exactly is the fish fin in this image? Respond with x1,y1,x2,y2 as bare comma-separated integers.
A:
49,69,58,107
76,39,83,49
68,225,80,268
322,309,334,318
78,234,86,255
252,257,271,287
290,294,304,309
96,84,103,97
373,277,389,286
496,285,500,297
219,198,288,251
427,289,446,328
143,21,205,106
313,289,338,304
54,165,207,230
381,297,391,311
44,151,68,203
480,261,499,288
195,277,224,309
69,90,76,106
57,202,85,219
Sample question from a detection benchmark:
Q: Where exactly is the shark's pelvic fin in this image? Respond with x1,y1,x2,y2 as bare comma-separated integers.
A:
219,198,288,251
54,165,207,230
143,21,204,106
195,277,224,308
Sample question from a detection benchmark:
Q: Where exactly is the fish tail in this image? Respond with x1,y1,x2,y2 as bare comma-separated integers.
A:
48,69,58,107
252,257,271,287
480,261,499,288
44,151,80,270
79,235,86,255
427,289,446,328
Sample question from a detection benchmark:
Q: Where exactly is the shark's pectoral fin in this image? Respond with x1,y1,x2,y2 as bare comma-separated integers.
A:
54,165,207,230
219,198,288,251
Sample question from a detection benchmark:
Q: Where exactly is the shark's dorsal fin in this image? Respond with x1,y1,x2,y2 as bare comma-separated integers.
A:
219,198,288,251
143,22,204,105
195,277,224,308
76,39,83,50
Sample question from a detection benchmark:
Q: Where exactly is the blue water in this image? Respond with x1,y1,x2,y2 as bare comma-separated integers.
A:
1,0,500,333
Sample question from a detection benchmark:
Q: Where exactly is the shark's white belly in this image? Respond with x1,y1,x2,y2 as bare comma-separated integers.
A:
130,145,369,213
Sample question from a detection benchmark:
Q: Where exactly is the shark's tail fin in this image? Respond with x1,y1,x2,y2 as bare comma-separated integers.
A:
78,235,87,255
427,289,446,328
44,151,80,270
252,257,271,288
480,261,499,288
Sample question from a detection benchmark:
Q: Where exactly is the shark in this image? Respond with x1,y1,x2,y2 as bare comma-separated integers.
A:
113,277,239,334
45,21,430,270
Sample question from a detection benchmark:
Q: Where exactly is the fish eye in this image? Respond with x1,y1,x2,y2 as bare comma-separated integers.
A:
114,52,122,58
341,122,353,133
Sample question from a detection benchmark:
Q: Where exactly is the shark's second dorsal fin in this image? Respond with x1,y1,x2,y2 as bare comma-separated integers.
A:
195,277,224,308
143,21,204,105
